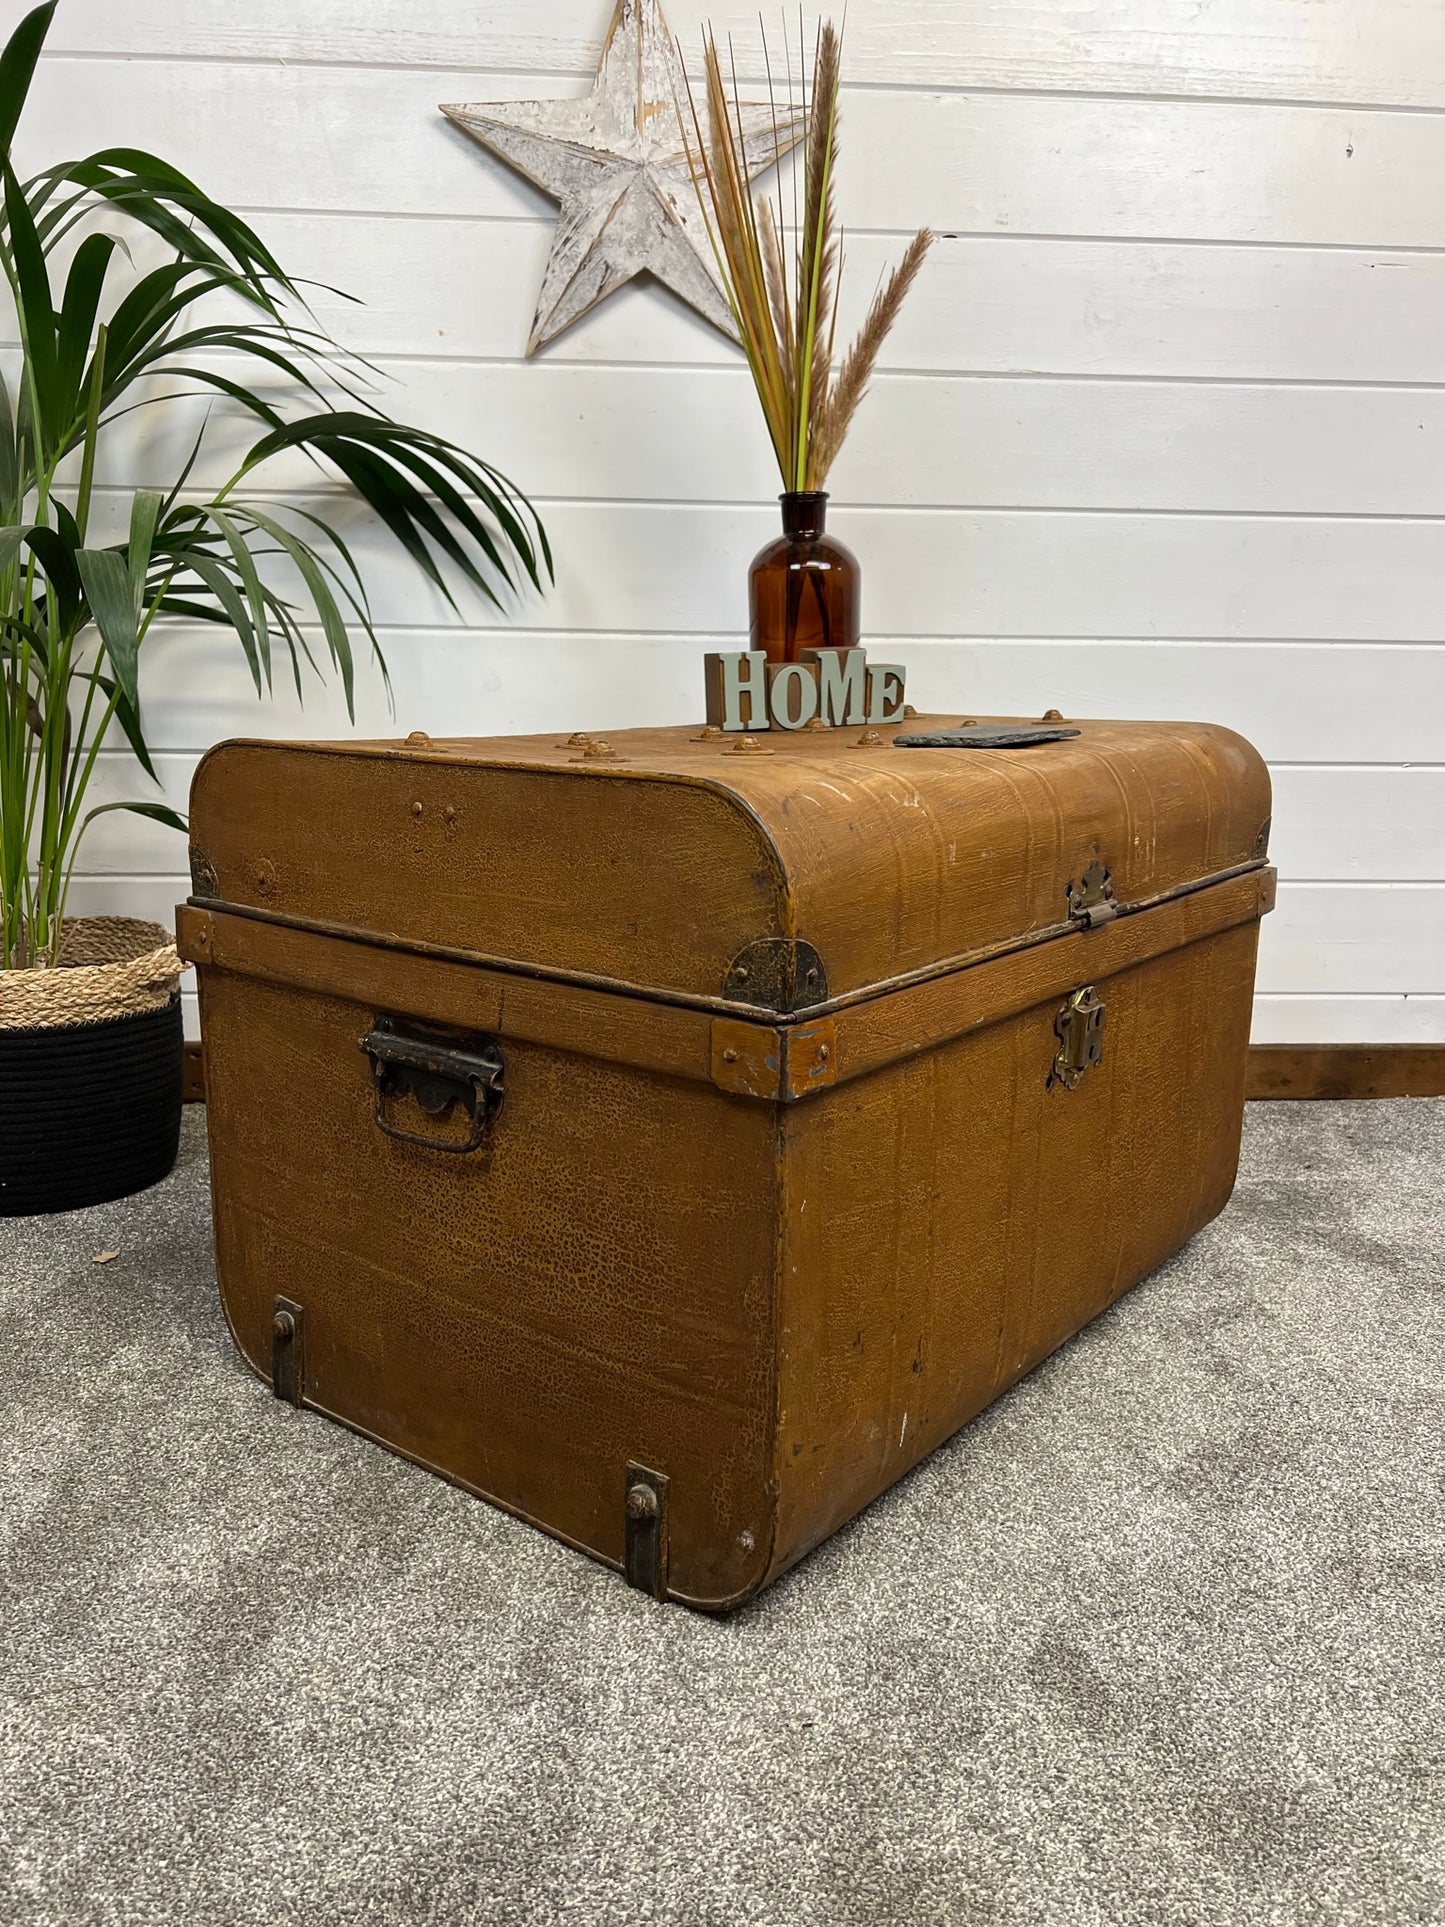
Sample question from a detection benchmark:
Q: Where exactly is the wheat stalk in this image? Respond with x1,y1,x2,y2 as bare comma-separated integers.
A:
814,227,933,482
680,16,932,493
794,21,840,488
758,199,794,393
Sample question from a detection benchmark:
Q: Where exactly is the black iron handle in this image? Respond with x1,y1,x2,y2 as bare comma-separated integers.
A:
359,1019,505,1154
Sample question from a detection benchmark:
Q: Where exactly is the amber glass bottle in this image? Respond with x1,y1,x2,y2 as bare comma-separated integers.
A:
749,492,860,663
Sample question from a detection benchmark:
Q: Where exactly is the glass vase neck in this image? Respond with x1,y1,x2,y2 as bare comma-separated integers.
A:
780,491,828,538
749,493,860,663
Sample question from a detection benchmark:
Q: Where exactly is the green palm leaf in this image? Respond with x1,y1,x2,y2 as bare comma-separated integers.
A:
0,3,55,157
74,546,139,708
82,797,187,834
55,232,119,416
0,0,552,968
2,162,58,449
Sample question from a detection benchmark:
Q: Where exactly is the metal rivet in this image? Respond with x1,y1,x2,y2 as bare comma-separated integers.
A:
560,730,593,749
805,967,818,985
728,733,773,755
272,1310,295,1342
855,729,884,748
1041,708,1065,722
404,730,432,747
722,1047,739,1063
444,805,457,824
816,1044,830,1063
732,966,750,983
802,715,828,731
691,724,723,741
626,1483,659,1522
411,801,423,817
903,704,919,718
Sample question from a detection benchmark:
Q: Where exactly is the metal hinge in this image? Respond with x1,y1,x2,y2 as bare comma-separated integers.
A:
1051,985,1106,1090
271,1295,304,1404
623,1462,670,1601
1067,857,1118,929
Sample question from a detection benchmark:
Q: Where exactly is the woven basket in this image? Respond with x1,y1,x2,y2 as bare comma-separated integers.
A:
0,917,182,1032
0,917,185,1216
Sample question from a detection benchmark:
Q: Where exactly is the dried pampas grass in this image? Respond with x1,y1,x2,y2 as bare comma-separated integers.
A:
680,17,932,493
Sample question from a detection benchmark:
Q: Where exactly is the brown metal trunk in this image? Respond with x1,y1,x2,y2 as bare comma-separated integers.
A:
179,716,1273,1610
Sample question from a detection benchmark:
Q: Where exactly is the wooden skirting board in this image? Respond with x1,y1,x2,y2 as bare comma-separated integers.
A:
182,1040,1444,1105
1245,1045,1445,1102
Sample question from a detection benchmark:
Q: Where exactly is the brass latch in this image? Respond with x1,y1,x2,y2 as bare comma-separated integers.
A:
1052,986,1106,1090
1067,857,1117,929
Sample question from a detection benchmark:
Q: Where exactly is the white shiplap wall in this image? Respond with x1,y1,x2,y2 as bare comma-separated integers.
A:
13,0,1445,1043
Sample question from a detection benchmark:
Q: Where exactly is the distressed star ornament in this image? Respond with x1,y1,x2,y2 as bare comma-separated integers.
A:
441,0,803,355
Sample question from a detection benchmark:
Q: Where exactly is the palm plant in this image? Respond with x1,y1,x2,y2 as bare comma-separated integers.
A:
0,1,551,970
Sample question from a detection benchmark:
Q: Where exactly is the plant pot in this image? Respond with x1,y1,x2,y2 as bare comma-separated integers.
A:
0,918,184,1217
748,492,861,663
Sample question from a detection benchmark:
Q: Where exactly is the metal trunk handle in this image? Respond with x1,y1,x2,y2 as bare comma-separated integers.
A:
359,1018,505,1154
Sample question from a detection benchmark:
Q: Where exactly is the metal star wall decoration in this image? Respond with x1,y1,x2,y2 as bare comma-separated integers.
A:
441,0,804,356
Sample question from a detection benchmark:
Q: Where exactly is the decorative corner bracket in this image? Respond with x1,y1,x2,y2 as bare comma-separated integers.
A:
710,1015,837,1102
174,903,214,966
722,936,828,1013
189,847,220,899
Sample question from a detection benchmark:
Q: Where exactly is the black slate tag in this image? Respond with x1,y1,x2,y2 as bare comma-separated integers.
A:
894,723,1083,749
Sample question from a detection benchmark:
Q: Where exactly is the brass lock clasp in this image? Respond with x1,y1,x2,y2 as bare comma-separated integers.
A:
1067,856,1118,929
1052,985,1106,1089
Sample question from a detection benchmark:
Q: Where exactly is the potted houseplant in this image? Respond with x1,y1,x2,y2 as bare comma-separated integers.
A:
0,1,551,1216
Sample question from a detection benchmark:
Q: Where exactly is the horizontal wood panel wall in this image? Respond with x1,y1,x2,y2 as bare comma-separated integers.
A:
13,0,1444,1047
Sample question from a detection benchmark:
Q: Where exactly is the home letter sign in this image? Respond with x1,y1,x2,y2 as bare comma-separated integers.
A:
703,647,907,732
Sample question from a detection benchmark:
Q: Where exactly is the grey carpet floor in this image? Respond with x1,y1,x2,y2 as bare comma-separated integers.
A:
1,1102,1442,1927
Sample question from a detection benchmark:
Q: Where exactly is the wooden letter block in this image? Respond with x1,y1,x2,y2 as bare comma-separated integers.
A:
800,648,868,727
767,662,820,730
704,652,771,731
866,663,907,725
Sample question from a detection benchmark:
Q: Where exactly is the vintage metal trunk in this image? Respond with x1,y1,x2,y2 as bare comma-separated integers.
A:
179,715,1274,1610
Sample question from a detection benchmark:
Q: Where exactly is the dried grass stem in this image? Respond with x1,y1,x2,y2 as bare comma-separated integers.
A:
681,17,931,492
